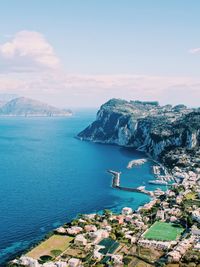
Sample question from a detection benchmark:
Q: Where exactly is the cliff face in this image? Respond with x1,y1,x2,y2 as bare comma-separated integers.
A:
78,99,200,169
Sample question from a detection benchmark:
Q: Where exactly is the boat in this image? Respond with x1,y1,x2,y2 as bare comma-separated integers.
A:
148,180,168,185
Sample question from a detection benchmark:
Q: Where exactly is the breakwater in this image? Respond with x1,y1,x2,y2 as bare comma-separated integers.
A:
107,170,153,196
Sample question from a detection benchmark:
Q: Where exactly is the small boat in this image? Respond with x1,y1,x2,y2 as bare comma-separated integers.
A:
148,180,168,185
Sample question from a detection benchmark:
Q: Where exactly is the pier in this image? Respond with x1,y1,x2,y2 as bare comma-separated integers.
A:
107,170,153,196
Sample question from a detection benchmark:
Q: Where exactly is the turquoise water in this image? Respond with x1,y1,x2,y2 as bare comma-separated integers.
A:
0,110,156,265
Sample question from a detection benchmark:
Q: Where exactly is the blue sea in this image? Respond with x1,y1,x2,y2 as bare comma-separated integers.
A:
0,110,157,265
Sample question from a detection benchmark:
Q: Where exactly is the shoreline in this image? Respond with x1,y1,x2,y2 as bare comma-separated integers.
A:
6,149,161,265
7,141,200,267
5,154,154,266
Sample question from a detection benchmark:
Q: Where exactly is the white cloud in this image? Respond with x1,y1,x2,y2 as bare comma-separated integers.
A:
189,47,200,54
0,71,199,108
0,31,60,71
0,30,199,108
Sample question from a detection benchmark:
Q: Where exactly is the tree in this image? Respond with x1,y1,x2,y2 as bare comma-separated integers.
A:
103,209,112,218
50,249,62,257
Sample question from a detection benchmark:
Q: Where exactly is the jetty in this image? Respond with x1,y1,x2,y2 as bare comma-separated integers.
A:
107,170,153,196
108,170,121,187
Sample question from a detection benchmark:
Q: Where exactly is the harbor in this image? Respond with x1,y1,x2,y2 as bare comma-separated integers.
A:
107,170,154,197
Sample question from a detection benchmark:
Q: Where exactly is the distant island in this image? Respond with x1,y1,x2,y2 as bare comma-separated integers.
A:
0,97,72,117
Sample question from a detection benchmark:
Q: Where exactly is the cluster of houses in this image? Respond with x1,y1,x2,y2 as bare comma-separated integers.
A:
173,168,199,189
13,255,88,267
11,206,147,267
12,256,68,267
138,239,173,250
55,207,145,265
155,204,183,223
167,236,195,262
138,199,158,211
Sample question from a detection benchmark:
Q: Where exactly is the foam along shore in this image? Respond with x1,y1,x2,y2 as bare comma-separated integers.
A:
127,158,147,169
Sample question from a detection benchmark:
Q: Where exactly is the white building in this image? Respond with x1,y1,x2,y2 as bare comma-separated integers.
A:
138,239,172,250
192,209,200,223
84,224,97,232
167,251,181,262
122,207,133,215
66,226,83,235
55,262,67,267
83,213,96,220
74,234,87,246
68,258,81,267
111,254,123,265
125,215,132,222
103,225,112,232
17,256,40,267
43,263,56,267
56,226,66,234
93,250,103,260
156,210,165,221
89,229,109,244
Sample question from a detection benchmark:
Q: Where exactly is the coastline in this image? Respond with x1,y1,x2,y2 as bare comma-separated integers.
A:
7,139,200,267
0,117,155,267
8,154,155,263
6,151,155,266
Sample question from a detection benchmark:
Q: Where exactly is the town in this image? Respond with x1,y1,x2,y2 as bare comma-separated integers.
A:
10,159,200,267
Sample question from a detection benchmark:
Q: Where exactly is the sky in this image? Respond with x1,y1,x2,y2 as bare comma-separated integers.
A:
0,0,200,108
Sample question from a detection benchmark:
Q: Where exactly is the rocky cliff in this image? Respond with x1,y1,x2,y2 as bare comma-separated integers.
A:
78,99,200,169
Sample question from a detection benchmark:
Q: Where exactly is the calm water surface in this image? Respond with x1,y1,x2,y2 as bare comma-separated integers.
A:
0,110,157,264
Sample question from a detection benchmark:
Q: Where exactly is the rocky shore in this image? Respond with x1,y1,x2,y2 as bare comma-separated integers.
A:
78,99,200,171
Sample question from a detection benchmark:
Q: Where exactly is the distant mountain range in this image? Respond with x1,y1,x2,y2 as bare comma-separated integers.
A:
0,97,72,117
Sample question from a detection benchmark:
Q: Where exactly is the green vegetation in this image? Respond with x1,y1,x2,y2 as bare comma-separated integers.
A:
183,199,200,208
185,192,197,200
50,249,62,257
144,222,184,241
182,249,200,265
26,234,73,260
39,255,53,264
123,256,132,265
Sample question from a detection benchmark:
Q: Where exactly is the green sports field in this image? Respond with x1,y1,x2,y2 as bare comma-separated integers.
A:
144,222,184,241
